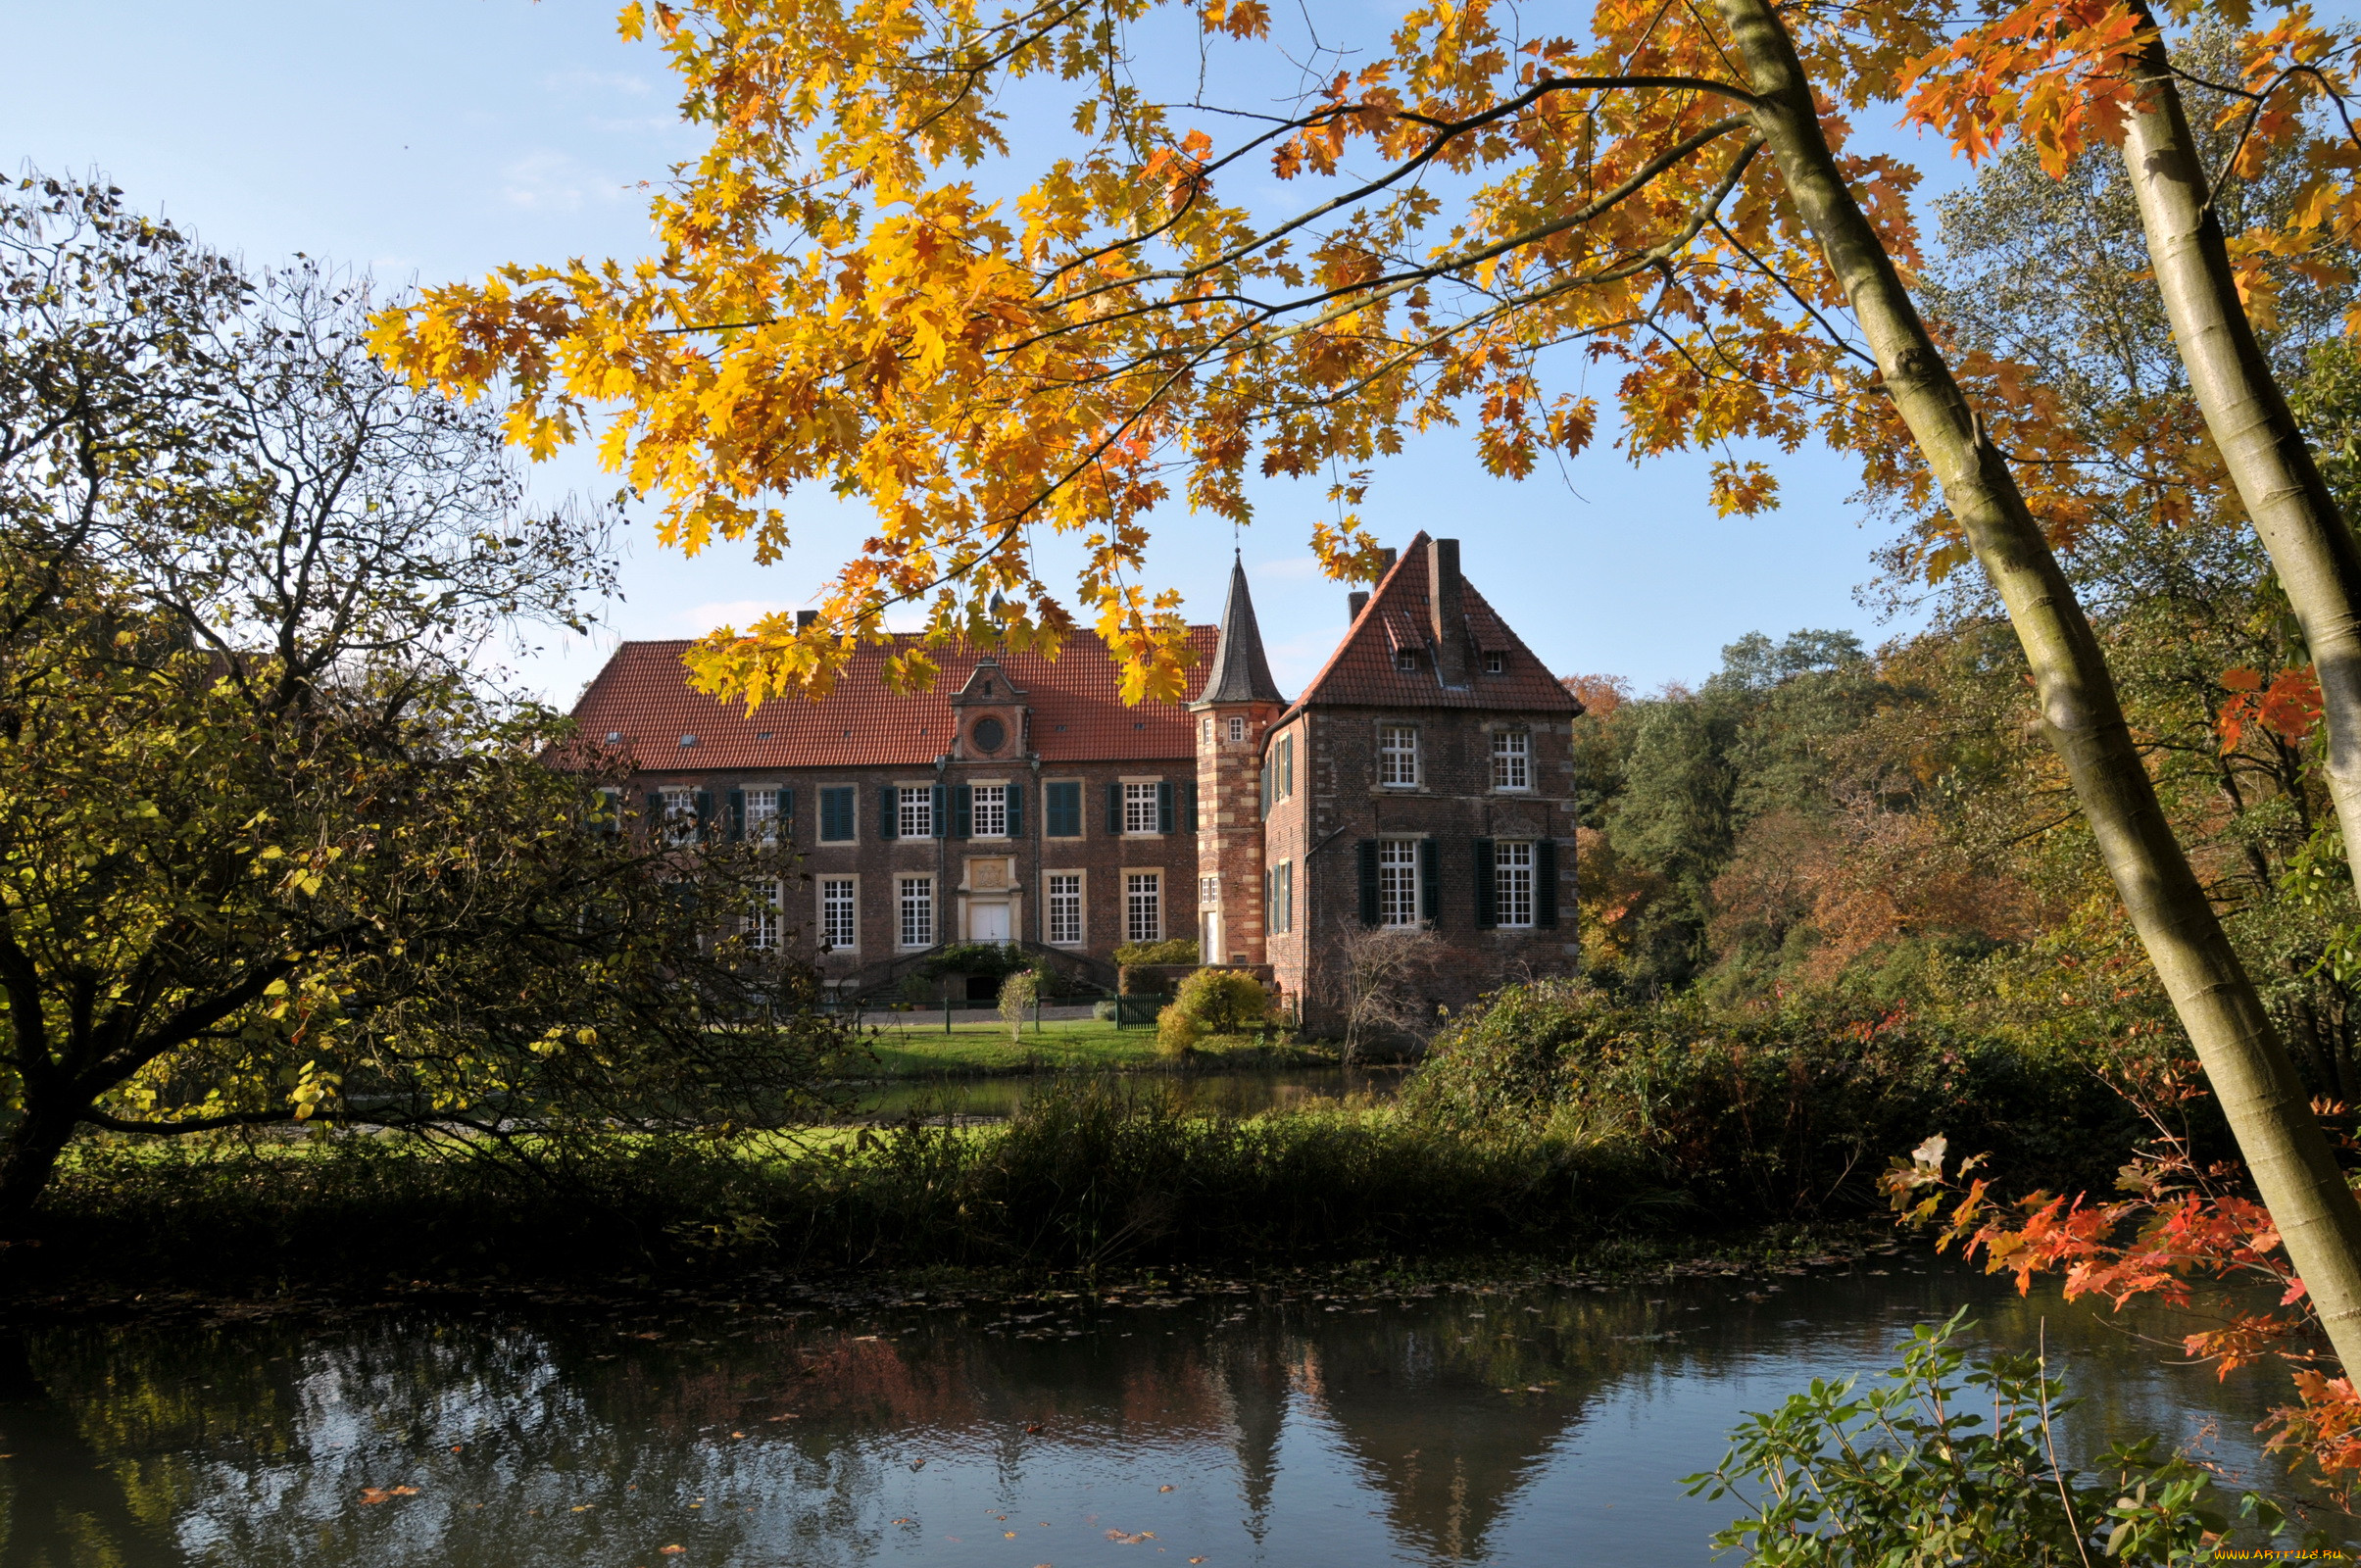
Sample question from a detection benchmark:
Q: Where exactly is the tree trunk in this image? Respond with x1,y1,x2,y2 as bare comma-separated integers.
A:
0,1098,80,1236
1712,0,2361,1372
2116,12,2361,888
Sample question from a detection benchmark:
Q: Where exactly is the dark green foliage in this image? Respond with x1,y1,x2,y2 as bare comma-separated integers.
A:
17,1086,1642,1286
1402,982,2145,1210
1113,938,1200,966
1690,1311,2264,1564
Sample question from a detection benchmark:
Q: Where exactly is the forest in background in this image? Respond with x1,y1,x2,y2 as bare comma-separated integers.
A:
1566,74,2361,1110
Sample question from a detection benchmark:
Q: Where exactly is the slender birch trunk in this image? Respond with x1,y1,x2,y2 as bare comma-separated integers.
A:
1711,0,2361,1372
2115,8,2361,889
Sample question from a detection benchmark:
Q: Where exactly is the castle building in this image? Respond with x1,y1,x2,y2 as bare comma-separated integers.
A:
568,532,1581,1024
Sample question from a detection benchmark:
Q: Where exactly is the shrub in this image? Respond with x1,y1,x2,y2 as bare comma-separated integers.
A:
1690,1311,2255,1564
1113,938,1199,966
1155,1004,1201,1059
998,969,1040,1043
1172,968,1268,1036
1402,980,2144,1213
924,942,1030,980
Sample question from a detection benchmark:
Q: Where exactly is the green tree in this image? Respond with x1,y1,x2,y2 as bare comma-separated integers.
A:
0,177,847,1224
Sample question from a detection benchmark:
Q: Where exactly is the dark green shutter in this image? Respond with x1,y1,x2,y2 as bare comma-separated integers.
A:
1537,839,1559,928
694,791,713,839
954,784,972,839
821,787,852,841
1356,840,1380,927
778,787,795,839
1156,780,1174,834
1260,760,1272,814
728,789,746,842
1047,781,1078,837
878,786,899,840
1419,837,1440,926
1007,782,1023,837
1107,782,1123,834
932,783,947,838
1473,838,1497,928
644,791,664,839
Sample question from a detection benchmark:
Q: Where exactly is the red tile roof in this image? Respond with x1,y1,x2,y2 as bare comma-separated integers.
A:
573,628,1219,771
1286,530,1579,716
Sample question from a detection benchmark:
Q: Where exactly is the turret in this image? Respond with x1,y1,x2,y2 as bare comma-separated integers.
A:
1191,556,1287,965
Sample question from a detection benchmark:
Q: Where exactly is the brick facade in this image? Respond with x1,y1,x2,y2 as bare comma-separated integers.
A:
570,531,1578,1025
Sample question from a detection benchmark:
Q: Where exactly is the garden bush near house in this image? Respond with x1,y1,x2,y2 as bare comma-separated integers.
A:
1155,1004,1201,1060
1170,968,1269,1037
1112,938,1199,966
997,970,1040,1043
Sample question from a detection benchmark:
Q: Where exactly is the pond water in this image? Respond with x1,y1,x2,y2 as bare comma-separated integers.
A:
1,1257,2345,1566
848,1067,1406,1124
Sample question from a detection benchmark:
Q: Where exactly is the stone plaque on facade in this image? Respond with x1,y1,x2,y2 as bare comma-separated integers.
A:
970,858,1009,890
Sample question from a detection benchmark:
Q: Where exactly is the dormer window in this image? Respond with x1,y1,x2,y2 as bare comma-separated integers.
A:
678,734,698,748
1395,648,1421,672
606,731,622,745
1484,651,1504,674
972,716,1007,754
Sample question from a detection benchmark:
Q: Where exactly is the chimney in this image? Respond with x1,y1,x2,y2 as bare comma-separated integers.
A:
796,610,819,631
1348,590,1369,622
1379,547,1398,575
1428,537,1467,687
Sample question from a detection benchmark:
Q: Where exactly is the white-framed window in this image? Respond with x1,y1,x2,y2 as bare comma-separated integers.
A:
820,878,857,951
1496,841,1534,928
744,879,782,949
1123,782,1159,835
1048,873,1083,946
1200,875,1219,908
1201,715,1213,746
898,875,935,948
744,788,780,843
970,783,1008,838
1484,651,1505,674
1379,725,1419,788
898,786,936,839
1227,715,1246,744
1378,838,1421,927
1492,729,1531,790
1395,647,1420,672
1126,871,1162,943
662,787,697,845
1272,860,1293,934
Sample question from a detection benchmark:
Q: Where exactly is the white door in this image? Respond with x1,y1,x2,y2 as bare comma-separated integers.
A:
971,902,1010,943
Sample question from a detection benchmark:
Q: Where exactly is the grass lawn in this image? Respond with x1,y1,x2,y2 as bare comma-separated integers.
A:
842,1016,1333,1077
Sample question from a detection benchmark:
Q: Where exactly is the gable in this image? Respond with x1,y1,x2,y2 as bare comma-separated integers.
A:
1286,532,1577,715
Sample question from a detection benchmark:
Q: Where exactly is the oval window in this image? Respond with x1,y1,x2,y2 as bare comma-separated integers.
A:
973,716,1007,753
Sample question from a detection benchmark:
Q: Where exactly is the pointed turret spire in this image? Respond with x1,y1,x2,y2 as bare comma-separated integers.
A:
1196,553,1285,706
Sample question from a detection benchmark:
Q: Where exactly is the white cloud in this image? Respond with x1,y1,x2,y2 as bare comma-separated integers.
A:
499,151,631,212
1248,555,1329,581
542,69,653,96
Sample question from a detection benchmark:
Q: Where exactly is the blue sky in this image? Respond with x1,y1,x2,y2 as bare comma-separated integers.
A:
4,0,1975,706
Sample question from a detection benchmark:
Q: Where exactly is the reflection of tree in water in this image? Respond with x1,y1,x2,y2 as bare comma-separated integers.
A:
0,1269,2313,1568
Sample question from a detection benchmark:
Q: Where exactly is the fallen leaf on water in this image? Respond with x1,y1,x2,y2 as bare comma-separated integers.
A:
357,1487,420,1505
1191,1559,1206,1564
660,1549,687,1557
1158,1485,1174,1493
765,1413,800,1422
1006,1532,1017,1539
571,1505,594,1513
729,1432,746,1439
